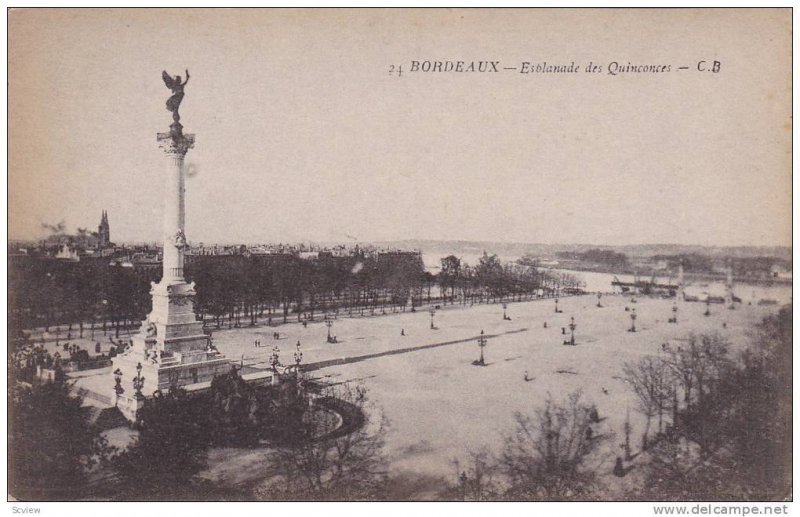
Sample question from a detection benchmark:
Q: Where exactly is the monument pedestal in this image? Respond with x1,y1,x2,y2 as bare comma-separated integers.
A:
111,280,230,421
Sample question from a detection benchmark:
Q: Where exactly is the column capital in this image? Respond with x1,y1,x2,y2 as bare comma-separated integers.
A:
157,132,195,156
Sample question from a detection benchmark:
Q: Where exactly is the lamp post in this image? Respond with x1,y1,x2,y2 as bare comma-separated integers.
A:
502,302,508,320
629,308,637,333
596,293,602,308
132,362,145,400
113,367,124,405
294,340,303,387
294,340,303,367
704,297,711,317
270,346,280,371
477,329,487,366
429,308,436,329
568,316,577,346
324,314,333,342
554,297,560,313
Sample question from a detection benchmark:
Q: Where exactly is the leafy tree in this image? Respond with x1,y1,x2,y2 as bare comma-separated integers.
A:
439,255,461,303
9,378,107,500
111,387,211,499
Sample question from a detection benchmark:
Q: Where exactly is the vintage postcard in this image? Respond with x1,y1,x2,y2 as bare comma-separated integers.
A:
6,7,792,510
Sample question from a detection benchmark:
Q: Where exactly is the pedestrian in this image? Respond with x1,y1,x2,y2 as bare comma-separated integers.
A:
401,329,405,336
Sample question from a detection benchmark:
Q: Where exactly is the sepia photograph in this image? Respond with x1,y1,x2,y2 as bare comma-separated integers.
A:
6,6,793,509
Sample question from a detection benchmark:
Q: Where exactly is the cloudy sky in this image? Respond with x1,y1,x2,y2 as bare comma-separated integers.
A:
9,9,791,246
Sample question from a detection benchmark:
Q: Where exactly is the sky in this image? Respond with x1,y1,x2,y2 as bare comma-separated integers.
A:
8,9,792,247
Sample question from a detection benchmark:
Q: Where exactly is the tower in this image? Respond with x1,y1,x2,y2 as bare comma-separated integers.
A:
111,71,229,421
98,210,110,247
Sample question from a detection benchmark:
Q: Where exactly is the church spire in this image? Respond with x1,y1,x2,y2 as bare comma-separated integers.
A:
98,210,110,247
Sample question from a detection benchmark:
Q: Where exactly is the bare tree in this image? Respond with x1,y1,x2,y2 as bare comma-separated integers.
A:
662,334,732,454
257,383,389,501
663,333,730,410
448,449,501,501
623,356,670,450
499,390,607,500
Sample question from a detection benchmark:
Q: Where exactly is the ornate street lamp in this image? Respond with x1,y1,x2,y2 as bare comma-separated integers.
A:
113,367,124,404
629,308,637,333
270,346,281,371
568,316,577,346
132,362,145,400
476,329,487,366
429,308,436,329
293,340,303,387
294,340,303,367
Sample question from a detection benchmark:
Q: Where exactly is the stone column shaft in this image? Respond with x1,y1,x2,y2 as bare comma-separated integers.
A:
157,133,194,284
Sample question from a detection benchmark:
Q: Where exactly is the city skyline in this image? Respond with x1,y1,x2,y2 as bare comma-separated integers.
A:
9,9,791,247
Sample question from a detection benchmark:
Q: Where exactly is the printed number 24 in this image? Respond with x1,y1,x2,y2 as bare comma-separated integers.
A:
389,64,403,77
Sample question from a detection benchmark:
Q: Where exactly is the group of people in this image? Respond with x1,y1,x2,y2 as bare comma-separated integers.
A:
10,343,60,382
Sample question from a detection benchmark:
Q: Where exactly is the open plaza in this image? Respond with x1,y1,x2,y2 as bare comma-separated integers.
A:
63,284,789,497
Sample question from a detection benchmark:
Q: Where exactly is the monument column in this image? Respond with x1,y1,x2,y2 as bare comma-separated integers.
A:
111,70,230,422
158,133,194,284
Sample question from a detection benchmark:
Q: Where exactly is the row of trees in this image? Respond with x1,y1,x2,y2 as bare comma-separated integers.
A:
8,257,150,339
438,252,581,305
9,251,578,335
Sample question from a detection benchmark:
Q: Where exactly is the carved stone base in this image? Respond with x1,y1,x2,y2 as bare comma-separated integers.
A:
111,278,230,419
